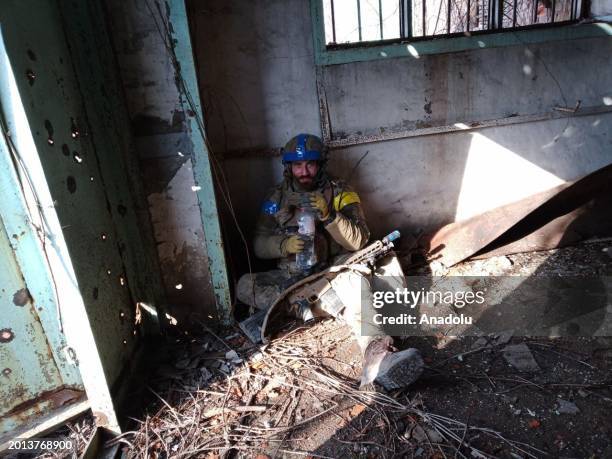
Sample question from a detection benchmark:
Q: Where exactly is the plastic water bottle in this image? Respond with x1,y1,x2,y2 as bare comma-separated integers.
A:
295,207,317,271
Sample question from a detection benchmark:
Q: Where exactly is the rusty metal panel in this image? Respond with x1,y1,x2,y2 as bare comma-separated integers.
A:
424,163,612,266
0,218,74,435
0,0,165,441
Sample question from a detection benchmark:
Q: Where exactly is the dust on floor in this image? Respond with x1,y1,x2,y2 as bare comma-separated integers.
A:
110,240,612,458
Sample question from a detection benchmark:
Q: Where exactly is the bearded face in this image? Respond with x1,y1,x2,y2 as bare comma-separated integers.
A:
290,160,319,191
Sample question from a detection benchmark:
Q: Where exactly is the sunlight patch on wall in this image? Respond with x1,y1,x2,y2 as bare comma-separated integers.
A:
454,132,565,222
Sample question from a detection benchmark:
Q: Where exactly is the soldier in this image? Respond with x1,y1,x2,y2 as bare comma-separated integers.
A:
237,133,423,390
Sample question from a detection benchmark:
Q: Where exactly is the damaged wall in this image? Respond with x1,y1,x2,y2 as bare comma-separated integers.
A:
190,0,612,275
103,0,218,322
0,0,166,433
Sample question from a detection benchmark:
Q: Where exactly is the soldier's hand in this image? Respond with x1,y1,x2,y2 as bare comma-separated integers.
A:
281,235,305,255
285,191,307,208
308,192,330,221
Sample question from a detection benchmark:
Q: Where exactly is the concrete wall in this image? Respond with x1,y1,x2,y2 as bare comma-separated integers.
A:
101,0,612,302
592,0,612,18
191,0,612,276
103,0,217,321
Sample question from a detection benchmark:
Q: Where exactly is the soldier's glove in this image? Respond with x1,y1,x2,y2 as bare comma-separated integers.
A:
308,192,331,221
281,235,305,255
285,191,307,209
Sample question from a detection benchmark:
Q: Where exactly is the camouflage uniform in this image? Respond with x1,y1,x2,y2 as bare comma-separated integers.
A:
237,174,406,351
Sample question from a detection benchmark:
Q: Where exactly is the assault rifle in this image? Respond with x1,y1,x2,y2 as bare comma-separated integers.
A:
238,231,401,343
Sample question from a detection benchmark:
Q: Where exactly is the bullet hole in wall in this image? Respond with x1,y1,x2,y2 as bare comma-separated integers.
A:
73,152,83,163
66,176,76,193
70,118,79,139
61,144,70,156
100,233,107,241
106,269,112,275
119,276,126,286
25,69,36,86
0,329,15,343
12,288,32,306
122,339,127,345
90,176,94,182
2,368,11,377
44,120,54,145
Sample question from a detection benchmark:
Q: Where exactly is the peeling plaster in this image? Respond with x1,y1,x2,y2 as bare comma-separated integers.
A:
147,161,212,291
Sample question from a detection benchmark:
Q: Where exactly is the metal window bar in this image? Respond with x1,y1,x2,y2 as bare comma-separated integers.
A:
330,0,337,42
467,0,471,31
357,0,363,41
551,0,556,22
379,0,384,39
324,0,584,47
399,0,412,38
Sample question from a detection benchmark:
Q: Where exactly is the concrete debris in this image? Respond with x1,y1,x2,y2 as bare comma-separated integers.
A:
471,337,489,350
429,260,449,276
225,349,241,362
410,424,444,444
198,366,212,384
556,399,580,415
494,330,513,346
470,330,513,351
503,343,540,372
220,363,231,373
479,255,513,275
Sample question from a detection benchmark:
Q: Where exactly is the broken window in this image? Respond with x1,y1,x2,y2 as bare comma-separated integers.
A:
322,0,585,46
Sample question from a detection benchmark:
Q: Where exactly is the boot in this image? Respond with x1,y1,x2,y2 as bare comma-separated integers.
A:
360,336,424,390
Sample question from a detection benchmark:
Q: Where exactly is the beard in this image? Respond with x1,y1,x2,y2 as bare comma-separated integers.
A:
293,176,316,191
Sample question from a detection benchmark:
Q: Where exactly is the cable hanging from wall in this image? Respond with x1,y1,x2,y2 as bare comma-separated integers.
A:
144,0,256,306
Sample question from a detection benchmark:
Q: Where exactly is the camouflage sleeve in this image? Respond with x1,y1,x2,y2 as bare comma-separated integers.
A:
324,186,370,251
253,188,288,259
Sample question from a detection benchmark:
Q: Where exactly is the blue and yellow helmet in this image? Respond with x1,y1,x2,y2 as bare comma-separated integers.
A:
281,133,325,164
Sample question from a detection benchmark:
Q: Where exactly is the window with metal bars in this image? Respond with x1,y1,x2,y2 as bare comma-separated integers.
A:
322,0,586,46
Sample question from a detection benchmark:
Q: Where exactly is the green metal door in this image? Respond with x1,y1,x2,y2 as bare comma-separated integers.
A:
0,215,84,438
0,24,86,443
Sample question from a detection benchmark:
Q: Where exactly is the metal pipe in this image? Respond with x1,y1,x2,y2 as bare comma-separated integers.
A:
513,0,517,26
467,0,471,31
448,0,452,33
423,0,427,35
